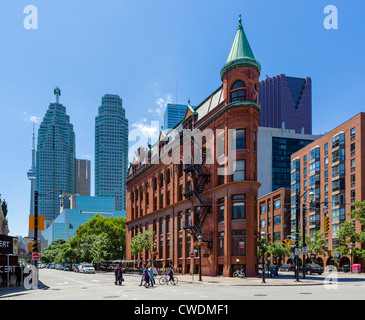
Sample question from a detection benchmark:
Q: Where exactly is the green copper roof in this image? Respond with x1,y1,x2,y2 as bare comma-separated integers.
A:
220,15,261,79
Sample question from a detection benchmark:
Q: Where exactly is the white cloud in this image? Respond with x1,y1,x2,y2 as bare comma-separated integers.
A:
149,93,173,116
23,112,41,124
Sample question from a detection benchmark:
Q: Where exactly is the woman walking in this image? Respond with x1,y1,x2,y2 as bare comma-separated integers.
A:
143,266,150,288
149,265,155,286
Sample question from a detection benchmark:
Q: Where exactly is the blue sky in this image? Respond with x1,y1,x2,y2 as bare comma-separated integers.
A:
0,0,364,236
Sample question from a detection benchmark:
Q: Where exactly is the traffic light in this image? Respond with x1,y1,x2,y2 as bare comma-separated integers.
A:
324,216,330,232
28,241,39,253
282,240,288,248
282,239,294,248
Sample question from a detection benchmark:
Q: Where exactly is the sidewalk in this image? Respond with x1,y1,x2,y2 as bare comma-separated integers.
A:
161,273,323,286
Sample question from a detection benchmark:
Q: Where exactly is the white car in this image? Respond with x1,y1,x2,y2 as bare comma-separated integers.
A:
79,264,95,274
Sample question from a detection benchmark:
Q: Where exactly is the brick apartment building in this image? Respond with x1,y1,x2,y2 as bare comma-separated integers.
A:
258,188,291,246
289,112,365,269
126,17,262,277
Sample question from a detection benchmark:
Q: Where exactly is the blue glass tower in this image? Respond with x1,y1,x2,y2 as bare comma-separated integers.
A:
95,94,128,211
36,88,76,227
163,103,189,130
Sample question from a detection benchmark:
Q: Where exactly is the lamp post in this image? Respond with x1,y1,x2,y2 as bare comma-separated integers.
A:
350,242,354,273
261,231,266,283
302,189,315,279
33,190,64,265
197,235,203,281
294,187,315,282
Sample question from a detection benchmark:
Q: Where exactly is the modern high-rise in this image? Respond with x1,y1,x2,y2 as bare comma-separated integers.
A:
95,94,128,211
258,74,312,134
163,103,189,130
76,159,91,196
36,87,76,228
257,126,321,197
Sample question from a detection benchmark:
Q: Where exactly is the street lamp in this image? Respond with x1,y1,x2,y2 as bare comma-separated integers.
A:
261,231,266,283
33,190,64,258
294,187,315,282
197,235,203,281
350,242,354,273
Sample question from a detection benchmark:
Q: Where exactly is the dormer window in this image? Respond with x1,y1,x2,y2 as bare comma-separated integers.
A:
230,80,246,102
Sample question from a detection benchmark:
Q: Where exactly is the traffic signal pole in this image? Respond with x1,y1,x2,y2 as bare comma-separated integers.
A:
34,191,38,269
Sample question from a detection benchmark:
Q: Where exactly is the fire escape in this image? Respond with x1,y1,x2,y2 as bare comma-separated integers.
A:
183,132,213,249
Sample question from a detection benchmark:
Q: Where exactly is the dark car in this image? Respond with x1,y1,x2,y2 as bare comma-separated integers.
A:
300,263,324,275
279,264,294,272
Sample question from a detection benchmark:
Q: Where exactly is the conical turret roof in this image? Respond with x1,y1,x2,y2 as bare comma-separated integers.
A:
220,15,261,79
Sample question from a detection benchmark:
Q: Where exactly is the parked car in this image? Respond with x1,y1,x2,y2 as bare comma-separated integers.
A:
79,264,95,274
279,264,294,272
300,263,324,275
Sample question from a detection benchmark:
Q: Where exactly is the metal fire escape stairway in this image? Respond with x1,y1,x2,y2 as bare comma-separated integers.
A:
183,138,213,249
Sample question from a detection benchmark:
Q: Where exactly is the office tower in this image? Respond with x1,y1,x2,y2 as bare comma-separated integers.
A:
290,113,365,268
76,159,91,196
258,74,312,134
95,94,128,211
36,87,76,227
126,16,262,277
257,127,321,197
163,103,188,130
42,195,125,247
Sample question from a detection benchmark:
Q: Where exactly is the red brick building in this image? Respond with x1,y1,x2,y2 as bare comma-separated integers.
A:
289,113,365,269
258,188,291,246
126,17,262,277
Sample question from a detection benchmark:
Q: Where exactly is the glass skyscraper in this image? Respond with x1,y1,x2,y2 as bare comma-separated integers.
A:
163,103,189,130
95,94,128,211
42,195,125,247
258,74,312,134
36,87,76,227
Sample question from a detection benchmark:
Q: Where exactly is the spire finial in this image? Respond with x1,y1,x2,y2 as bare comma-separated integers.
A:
239,14,242,27
188,98,191,106
54,86,61,103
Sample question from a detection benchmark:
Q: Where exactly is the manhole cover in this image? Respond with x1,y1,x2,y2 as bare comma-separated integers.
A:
103,296,119,299
254,294,267,296
299,292,312,295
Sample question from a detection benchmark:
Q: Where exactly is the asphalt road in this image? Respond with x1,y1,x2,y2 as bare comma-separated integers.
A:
2,268,365,301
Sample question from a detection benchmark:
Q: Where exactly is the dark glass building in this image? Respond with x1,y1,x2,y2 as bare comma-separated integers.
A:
258,74,312,134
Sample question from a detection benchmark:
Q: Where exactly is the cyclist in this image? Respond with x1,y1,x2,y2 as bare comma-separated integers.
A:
167,267,174,285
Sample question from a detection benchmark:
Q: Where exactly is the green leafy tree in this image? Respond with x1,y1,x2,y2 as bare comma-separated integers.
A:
306,230,327,260
71,215,126,260
130,230,154,256
267,242,291,264
334,201,365,262
40,239,67,264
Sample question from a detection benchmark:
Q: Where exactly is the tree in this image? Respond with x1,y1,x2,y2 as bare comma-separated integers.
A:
267,242,291,265
71,215,126,260
130,230,154,257
334,201,365,262
306,230,327,260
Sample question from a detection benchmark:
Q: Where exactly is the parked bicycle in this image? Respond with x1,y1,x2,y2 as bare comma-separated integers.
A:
159,275,179,285
233,268,245,278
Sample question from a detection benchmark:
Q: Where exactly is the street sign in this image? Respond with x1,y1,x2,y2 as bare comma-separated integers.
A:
32,253,40,260
190,252,195,259
302,247,308,255
289,243,296,248
295,248,302,255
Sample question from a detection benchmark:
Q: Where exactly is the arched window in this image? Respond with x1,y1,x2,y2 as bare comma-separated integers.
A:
230,80,246,102
166,169,171,185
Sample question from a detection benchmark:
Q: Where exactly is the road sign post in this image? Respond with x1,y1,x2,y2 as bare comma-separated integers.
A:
32,253,40,260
